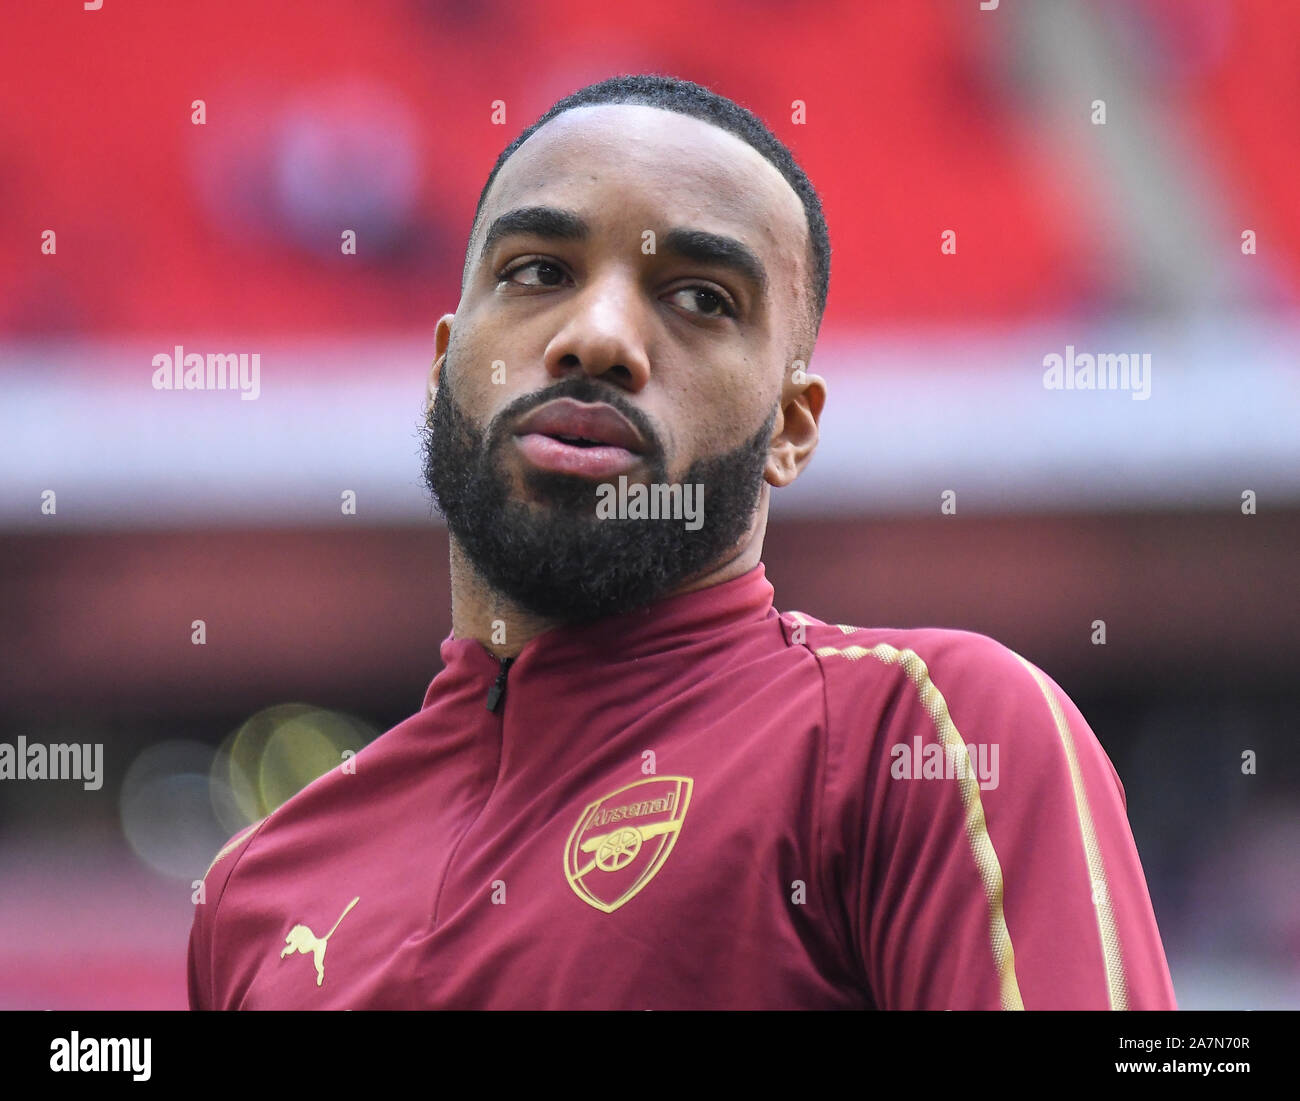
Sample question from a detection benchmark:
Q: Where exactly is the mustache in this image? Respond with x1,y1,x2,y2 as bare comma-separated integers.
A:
485,375,664,461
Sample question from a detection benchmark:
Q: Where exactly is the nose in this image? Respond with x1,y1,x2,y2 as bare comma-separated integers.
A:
542,269,652,392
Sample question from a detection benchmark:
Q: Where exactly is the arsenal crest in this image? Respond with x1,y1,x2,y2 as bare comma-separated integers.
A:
564,776,693,913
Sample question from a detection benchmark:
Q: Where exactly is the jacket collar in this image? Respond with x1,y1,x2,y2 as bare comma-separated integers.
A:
426,563,775,704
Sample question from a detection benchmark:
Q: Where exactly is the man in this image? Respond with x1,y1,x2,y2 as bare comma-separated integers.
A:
188,74,1177,1010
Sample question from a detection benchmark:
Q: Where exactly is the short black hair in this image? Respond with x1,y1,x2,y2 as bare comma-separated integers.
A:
462,73,831,353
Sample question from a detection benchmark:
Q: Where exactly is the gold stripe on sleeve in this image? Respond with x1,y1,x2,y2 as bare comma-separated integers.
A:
201,821,261,881
1011,653,1128,1010
810,632,1025,1011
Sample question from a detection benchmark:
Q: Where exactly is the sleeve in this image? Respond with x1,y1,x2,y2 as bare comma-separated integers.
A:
186,911,211,1011
826,630,1177,1010
187,820,263,1011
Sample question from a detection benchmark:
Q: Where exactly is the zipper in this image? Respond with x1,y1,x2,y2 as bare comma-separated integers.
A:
485,655,515,712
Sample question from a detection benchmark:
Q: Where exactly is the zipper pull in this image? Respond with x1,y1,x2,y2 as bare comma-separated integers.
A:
486,656,515,712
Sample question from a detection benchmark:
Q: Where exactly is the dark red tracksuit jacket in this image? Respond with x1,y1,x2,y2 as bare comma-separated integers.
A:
187,564,1177,1009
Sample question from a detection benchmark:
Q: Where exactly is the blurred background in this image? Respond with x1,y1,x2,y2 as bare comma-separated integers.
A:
2,0,1297,1008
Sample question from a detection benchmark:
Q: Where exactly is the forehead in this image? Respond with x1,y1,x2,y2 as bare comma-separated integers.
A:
479,103,808,283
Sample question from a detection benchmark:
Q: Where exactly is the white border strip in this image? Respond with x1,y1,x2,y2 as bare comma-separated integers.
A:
3,319,1297,529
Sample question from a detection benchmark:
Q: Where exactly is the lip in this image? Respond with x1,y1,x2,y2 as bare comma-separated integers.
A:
513,434,643,479
512,398,647,454
512,398,648,480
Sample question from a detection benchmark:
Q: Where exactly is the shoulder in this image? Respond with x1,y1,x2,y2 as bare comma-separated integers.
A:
188,757,355,1005
780,611,1053,712
197,817,268,909
195,712,424,904
778,611,1102,782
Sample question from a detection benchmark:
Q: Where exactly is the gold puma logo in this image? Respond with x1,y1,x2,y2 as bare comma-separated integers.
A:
279,897,359,987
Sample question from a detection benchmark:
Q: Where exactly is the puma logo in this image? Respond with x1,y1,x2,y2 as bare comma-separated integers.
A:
279,897,359,987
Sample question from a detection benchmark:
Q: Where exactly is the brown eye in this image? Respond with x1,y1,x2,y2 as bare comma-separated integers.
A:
669,285,735,319
502,260,567,286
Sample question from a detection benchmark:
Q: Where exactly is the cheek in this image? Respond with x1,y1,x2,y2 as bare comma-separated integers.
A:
448,336,528,424
687,378,772,452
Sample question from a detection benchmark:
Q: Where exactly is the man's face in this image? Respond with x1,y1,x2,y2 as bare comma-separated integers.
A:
421,104,815,623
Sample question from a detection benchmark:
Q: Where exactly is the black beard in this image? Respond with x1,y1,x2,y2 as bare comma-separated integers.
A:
419,363,776,624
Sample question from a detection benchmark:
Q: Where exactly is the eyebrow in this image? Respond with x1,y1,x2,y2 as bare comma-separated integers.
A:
661,227,768,298
478,205,769,298
479,206,588,262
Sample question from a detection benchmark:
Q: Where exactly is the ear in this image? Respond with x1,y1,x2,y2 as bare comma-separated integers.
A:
765,365,826,488
428,313,455,415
